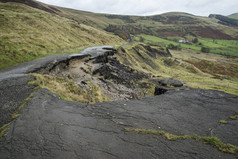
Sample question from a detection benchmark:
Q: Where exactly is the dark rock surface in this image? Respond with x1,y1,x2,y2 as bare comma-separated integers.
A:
0,88,237,159
0,76,35,127
158,78,183,87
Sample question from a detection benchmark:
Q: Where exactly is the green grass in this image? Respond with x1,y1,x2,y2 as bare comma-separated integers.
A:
1,1,238,71
219,120,228,124
199,38,238,56
0,2,124,70
229,115,238,120
0,123,11,140
125,128,238,154
138,34,238,57
18,92,34,111
116,44,238,96
228,13,238,20
0,91,34,140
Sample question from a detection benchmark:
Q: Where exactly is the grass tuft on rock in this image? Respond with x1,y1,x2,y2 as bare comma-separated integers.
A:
0,123,11,140
125,128,238,154
28,73,111,104
219,120,228,124
229,115,238,120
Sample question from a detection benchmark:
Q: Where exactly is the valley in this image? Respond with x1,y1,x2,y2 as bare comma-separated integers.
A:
0,0,238,158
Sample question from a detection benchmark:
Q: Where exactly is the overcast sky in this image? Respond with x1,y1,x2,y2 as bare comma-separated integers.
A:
37,0,237,16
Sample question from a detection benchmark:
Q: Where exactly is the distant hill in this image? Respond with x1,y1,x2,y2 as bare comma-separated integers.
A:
1,0,238,70
209,14,238,27
228,13,238,20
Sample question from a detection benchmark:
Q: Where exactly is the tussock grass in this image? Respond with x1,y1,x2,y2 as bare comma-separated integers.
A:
28,73,111,104
0,123,11,140
125,128,238,154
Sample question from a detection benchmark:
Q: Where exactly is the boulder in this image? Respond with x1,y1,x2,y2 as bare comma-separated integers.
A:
159,78,183,87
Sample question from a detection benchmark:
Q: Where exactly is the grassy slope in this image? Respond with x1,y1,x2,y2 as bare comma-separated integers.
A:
53,7,238,40
228,13,238,20
0,2,124,70
0,0,238,70
116,44,238,95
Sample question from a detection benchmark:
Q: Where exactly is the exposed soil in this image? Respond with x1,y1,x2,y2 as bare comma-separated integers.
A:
34,48,155,101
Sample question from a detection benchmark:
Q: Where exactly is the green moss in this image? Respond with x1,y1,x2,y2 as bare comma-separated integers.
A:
125,128,238,154
219,120,228,124
0,91,34,140
229,115,237,120
0,123,11,140
11,113,20,119
18,92,34,110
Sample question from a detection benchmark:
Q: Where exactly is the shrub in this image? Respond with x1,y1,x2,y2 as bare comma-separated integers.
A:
201,47,210,53
192,38,199,43
167,44,181,50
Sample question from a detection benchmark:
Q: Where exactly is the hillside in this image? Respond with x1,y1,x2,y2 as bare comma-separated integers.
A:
0,0,238,70
229,13,238,20
209,14,238,27
0,1,238,157
0,0,124,70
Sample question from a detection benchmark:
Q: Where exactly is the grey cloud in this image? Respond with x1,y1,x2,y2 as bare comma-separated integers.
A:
37,0,238,16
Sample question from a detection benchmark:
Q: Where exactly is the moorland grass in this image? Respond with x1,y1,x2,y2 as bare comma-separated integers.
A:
0,2,124,70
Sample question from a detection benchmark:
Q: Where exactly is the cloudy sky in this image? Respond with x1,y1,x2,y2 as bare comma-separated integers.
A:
37,0,237,16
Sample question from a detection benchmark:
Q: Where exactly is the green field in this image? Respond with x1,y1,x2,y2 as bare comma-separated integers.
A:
229,13,238,20
138,34,238,57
